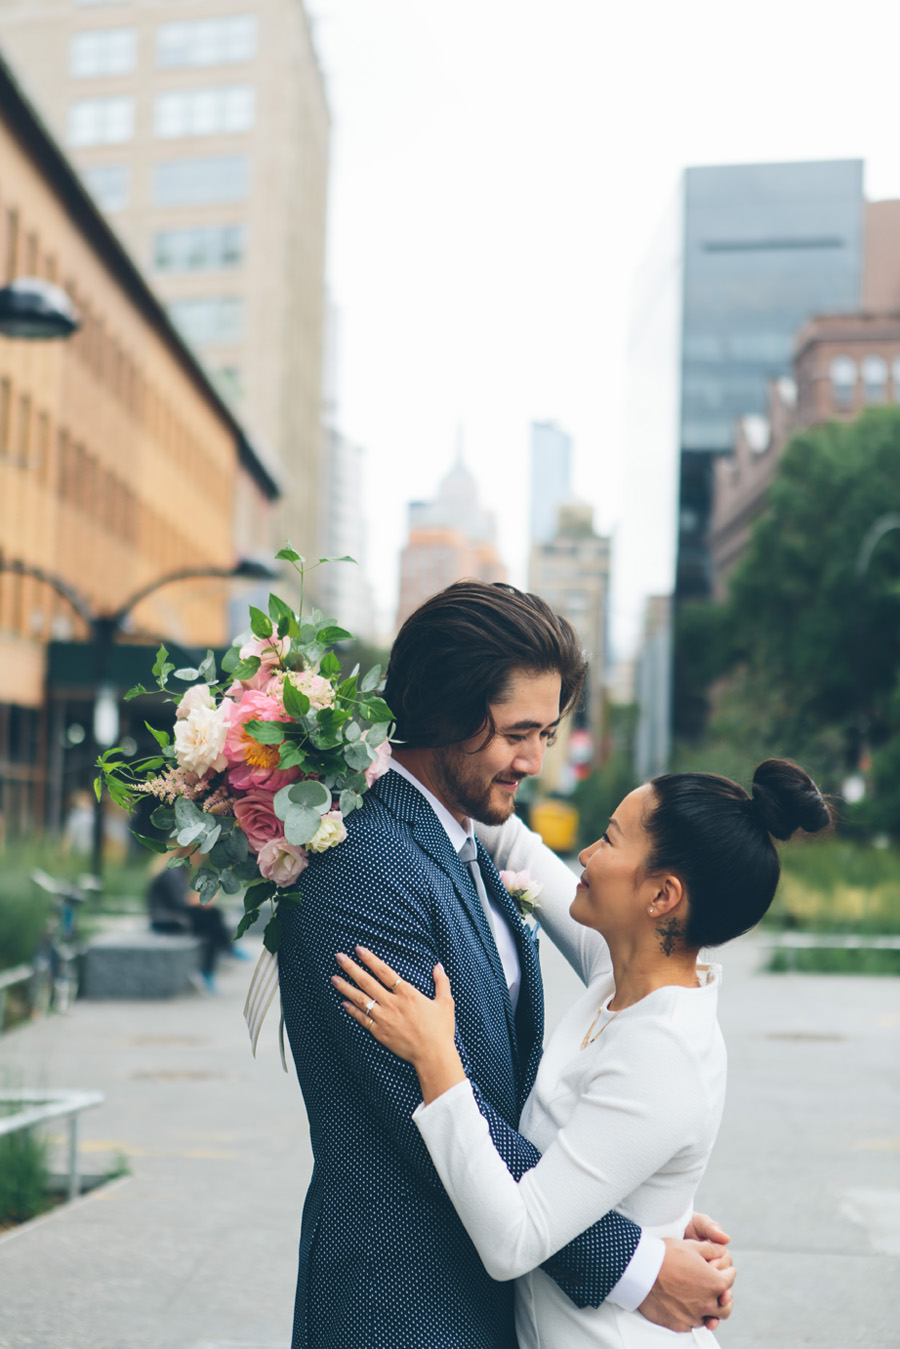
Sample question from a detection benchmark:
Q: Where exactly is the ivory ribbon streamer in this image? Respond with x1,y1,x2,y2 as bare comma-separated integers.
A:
243,947,281,1059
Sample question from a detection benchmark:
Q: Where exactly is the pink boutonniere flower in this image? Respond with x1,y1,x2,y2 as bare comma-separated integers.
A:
499,869,543,919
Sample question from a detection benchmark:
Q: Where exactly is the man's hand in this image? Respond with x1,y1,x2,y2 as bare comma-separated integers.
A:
638,1237,736,1334
686,1211,731,1246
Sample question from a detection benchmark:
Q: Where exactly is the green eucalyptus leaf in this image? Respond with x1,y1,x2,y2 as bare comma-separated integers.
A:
219,869,241,895
174,796,205,827
365,722,389,748
166,853,189,870
288,779,332,812
198,650,217,683
339,789,363,817
273,784,294,821
221,646,240,674
233,856,260,882
150,805,175,830
284,805,322,846
360,664,383,693
344,721,361,743
173,667,199,682
344,741,376,771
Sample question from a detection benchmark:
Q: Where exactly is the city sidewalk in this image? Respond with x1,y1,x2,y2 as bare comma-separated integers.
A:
1,932,898,1349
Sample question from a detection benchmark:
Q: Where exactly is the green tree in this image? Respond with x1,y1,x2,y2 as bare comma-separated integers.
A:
684,407,900,826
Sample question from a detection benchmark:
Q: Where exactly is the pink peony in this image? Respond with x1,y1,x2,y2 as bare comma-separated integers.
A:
224,688,299,792
363,737,393,787
237,634,290,691
233,789,282,853
257,837,309,887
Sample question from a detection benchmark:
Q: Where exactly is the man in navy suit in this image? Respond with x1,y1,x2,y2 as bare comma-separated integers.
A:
279,581,733,1348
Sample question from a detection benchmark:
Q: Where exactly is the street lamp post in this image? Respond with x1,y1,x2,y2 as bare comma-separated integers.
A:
0,554,277,877
0,277,80,339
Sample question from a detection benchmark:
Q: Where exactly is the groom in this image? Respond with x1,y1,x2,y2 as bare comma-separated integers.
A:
279,581,734,1348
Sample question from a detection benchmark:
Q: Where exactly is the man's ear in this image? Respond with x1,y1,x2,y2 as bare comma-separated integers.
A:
647,874,685,917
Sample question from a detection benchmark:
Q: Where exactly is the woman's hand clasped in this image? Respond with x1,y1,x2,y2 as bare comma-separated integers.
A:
332,947,457,1072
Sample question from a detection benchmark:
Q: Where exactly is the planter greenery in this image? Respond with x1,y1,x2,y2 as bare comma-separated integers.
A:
0,1127,50,1226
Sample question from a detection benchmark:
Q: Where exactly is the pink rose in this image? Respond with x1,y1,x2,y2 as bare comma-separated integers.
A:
238,634,290,691
257,837,309,887
363,737,393,787
224,688,299,792
233,789,282,853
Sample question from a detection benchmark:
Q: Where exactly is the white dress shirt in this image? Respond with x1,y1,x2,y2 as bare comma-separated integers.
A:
389,761,521,1010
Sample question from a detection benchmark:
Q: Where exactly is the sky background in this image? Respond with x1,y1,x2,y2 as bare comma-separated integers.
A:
306,0,898,655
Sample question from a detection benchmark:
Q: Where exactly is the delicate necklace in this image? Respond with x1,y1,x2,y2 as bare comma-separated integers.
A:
580,1004,621,1050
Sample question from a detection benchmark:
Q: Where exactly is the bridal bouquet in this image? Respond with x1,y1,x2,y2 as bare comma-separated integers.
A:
95,547,393,971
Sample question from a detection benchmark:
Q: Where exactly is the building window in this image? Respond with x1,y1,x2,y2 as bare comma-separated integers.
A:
168,296,243,345
67,96,134,145
152,224,245,272
152,155,249,205
156,16,257,68
861,355,888,405
70,28,136,77
154,86,254,139
81,164,130,211
829,355,856,409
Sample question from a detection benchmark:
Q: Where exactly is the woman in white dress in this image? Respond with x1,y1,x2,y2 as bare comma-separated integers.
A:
333,758,830,1347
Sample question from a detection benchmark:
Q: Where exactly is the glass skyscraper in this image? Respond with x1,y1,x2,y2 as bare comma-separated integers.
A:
676,159,864,601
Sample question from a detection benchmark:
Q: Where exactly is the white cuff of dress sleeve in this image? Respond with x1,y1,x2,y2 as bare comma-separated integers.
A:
605,1232,666,1311
412,1077,474,1125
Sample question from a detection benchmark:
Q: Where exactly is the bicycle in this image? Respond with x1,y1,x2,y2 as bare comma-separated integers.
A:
30,870,100,1014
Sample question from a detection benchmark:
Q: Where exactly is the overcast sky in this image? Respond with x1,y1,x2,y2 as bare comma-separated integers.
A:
307,0,898,654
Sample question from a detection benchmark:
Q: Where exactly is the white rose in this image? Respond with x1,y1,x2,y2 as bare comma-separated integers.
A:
176,683,216,720
173,703,229,777
307,810,347,853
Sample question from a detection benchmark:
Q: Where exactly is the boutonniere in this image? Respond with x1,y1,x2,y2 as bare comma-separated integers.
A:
499,869,542,920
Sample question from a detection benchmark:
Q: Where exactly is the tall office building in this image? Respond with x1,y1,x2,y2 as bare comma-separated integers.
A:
676,160,864,601
396,454,506,632
529,501,610,746
0,0,330,573
529,420,573,550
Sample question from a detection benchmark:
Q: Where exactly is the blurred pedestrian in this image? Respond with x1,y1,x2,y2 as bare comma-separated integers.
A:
147,852,232,992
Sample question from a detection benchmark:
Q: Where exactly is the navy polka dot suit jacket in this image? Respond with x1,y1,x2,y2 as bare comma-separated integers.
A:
279,769,640,1349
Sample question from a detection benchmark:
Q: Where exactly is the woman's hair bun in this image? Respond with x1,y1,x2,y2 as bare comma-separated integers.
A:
750,759,832,841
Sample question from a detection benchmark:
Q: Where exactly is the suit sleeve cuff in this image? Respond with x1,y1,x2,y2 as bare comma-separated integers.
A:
604,1233,665,1311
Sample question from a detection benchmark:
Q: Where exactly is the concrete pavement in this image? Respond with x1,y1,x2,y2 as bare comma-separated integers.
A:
0,930,898,1348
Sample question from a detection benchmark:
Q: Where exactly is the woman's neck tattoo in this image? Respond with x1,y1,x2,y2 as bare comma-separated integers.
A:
656,917,682,957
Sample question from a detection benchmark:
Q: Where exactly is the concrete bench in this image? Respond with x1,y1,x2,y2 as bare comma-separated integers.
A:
81,930,203,999
0,963,34,1028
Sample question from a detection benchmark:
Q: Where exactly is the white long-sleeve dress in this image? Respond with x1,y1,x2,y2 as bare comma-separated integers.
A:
412,814,727,1348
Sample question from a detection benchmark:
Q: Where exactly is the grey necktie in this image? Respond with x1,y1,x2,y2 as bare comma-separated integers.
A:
458,834,488,907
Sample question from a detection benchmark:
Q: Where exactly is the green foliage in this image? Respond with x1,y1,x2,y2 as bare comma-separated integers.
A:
766,946,900,976
570,705,639,850
676,406,900,833
0,1128,50,1225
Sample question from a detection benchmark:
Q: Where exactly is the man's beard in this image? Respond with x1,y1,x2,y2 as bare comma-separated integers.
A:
432,745,521,826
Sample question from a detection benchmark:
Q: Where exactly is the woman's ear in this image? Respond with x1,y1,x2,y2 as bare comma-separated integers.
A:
647,874,684,918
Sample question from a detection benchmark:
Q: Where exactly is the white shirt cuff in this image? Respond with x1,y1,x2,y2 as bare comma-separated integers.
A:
605,1232,665,1311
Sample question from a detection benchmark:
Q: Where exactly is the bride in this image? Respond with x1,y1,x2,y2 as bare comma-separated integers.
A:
333,758,830,1346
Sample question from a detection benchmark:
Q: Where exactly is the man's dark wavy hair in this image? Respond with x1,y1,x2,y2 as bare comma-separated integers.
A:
383,580,587,750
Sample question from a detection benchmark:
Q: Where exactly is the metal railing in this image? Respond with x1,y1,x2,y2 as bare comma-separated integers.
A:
0,1088,104,1202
